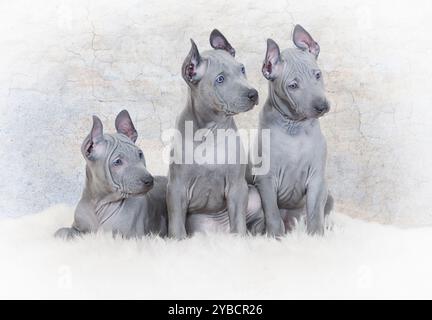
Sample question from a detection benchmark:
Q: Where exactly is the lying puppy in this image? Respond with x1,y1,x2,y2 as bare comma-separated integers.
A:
55,110,167,239
252,25,333,236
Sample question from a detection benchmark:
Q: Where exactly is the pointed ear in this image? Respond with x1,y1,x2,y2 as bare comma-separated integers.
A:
115,109,138,143
293,24,320,59
182,39,206,84
262,38,282,81
82,115,104,160
209,29,235,57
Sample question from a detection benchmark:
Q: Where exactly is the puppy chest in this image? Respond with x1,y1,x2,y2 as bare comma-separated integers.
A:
187,174,228,213
276,165,309,207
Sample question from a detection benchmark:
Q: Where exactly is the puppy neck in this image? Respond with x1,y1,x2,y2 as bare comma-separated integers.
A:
186,91,236,131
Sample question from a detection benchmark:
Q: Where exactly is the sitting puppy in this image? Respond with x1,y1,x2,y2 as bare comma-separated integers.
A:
167,30,264,239
55,110,167,239
252,25,333,237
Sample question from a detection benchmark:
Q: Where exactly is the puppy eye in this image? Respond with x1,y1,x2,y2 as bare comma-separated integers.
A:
215,74,225,84
138,151,144,159
112,158,122,166
288,81,299,90
241,65,246,74
315,71,322,80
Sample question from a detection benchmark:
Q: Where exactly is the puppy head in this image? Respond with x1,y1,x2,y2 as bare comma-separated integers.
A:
181,29,259,116
82,110,154,198
262,25,330,120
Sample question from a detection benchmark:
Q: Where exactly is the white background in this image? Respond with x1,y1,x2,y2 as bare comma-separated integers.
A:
1,0,431,225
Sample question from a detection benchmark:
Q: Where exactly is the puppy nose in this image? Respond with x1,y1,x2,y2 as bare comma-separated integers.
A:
247,89,259,103
314,101,330,113
142,176,154,187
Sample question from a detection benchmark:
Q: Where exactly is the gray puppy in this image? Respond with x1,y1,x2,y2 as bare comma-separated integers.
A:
55,110,168,239
252,25,333,237
167,30,264,239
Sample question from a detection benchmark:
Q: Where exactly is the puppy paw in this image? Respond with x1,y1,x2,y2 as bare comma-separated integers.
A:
266,221,286,238
54,227,81,240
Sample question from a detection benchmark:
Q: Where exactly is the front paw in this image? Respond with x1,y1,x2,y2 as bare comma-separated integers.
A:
306,221,325,236
266,220,285,237
54,227,81,240
230,221,247,236
168,227,188,240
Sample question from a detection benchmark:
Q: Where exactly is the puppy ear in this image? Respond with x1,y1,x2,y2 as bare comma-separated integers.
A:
262,38,282,81
82,115,104,160
293,24,320,59
182,39,206,84
209,29,235,57
115,109,138,143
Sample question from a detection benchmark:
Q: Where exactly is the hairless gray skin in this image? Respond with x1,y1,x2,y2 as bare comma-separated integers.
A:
167,29,264,239
55,110,168,239
250,25,333,237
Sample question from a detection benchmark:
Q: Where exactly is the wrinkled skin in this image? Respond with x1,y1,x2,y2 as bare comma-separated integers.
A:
167,30,264,239
251,25,333,237
55,110,167,239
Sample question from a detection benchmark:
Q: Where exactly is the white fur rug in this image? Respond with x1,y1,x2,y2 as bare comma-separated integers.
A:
1,206,431,299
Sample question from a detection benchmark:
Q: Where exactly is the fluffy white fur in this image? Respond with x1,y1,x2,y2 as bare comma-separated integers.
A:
1,206,431,299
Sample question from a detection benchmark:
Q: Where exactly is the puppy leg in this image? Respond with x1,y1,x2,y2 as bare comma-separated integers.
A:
246,185,265,235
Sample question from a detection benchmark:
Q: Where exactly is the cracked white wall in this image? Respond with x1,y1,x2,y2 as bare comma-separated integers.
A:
1,0,431,225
